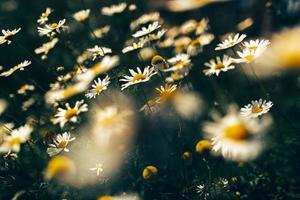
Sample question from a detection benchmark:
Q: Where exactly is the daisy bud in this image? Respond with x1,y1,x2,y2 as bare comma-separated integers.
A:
44,155,75,181
151,55,168,72
142,165,158,180
181,151,192,160
195,139,212,153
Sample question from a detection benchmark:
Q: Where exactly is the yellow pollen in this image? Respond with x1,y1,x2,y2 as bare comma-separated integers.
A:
57,140,67,148
174,60,185,69
132,73,146,82
251,106,263,113
224,123,248,141
215,63,224,69
9,137,21,146
244,54,254,62
50,23,58,29
64,109,77,120
95,85,104,93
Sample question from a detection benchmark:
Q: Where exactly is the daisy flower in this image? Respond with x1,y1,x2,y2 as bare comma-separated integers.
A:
130,12,160,30
17,84,35,95
34,38,59,60
0,60,31,77
242,39,270,52
37,8,53,25
87,45,112,60
132,21,161,38
85,76,110,99
0,124,33,154
122,41,145,53
101,3,127,16
166,0,230,12
47,132,76,157
92,25,111,38
165,54,192,75
202,105,272,161
240,99,273,118
233,45,267,63
89,163,104,176
155,84,177,103
215,33,247,50
52,100,88,128
0,28,21,45
73,9,90,22
38,19,67,37
203,55,235,76
119,66,157,90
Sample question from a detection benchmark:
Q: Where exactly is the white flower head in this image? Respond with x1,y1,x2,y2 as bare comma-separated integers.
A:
101,3,127,16
240,99,273,118
0,60,31,77
165,54,192,75
119,66,157,90
37,8,53,25
52,100,88,128
87,45,112,61
132,21,161,38
0,124,33,154
34,38,59,60
47,132,76,157
215,33,247,50
38,19,67,37
0,28,21,45
85,76,110,99
203,105,272,161
203,55,235,76
73,9,90,22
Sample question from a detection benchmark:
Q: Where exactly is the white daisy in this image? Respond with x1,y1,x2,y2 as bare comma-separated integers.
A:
0,28,21,45
89,163,104,176
92,25,110,38
155,84,177,103
52,100,88,128
202,105,272,161
165,54,192,75
203,55,235,76
119,66,157,90
101,3,127,16
233,45,267,63
240,99,273,118
0,60,31,77
85,76,110,99
215,33,247,50
132,21,161,38
122,41,145,53
47,132,76,157
0,124,33,154
38,19,67,37
37,8,53,25
130,12,160,30
242,39,270,52
34,38,59,60
87,45,112,60
73,9,90,22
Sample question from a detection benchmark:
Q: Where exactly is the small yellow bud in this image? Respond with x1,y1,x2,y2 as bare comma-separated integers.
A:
98,195,113,200
142,165,158,180
181,151,192,160
195,139,212,153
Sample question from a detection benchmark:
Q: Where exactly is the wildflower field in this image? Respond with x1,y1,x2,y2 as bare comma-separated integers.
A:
0,0,300,199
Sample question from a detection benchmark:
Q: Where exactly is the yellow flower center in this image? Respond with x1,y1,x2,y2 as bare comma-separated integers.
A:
174,60,185,69
151,55,163,65
57,140,67,148
9,137,21,146
50,23,58,29
142,165,158,180
195,139,212,153
244,54,254,62
132,73,146,82
224,123,248,141
251,106,263,113
215,63,224,69
95,85,104,93
64,109,77,120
